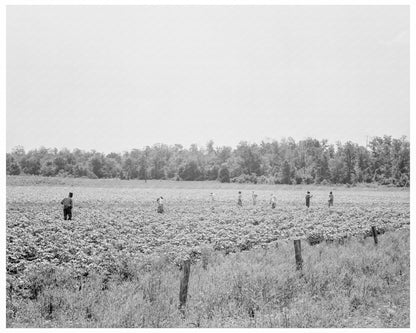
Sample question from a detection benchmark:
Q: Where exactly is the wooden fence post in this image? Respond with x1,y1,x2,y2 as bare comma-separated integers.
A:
293,240,303,270
371,226,378,245
8,282,13,304
179,259,191,312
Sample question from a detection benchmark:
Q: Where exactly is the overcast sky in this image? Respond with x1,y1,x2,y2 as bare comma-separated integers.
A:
7,5,409,153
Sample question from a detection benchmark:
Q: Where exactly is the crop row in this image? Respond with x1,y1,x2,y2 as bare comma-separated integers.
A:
7,197,409,299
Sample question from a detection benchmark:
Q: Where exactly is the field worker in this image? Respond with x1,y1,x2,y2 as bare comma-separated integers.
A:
328,191,334,207
270,193,277,209
210,192,215,211
61,192,73,220
252,191,258,205
305,191,313,208
237,191,243,207
157,196,164,213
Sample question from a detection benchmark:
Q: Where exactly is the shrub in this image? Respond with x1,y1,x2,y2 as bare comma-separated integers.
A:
306,232,325,246
218,165,230,183
6,154,21,175
179,161,202,181
231,173,258,184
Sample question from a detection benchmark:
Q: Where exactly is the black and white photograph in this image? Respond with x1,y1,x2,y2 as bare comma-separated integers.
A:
3,1,413,329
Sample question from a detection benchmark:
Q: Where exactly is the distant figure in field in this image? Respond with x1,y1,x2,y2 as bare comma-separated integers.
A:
61,192,73,220
157,196,164,213
270,193,277,209
210,192,215,211
328,191,334,207
252,191,258,205
237,191,243,207
305,191,313,209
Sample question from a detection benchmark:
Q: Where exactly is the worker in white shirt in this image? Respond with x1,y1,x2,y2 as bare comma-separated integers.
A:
157,196,164,213
270,193,277,209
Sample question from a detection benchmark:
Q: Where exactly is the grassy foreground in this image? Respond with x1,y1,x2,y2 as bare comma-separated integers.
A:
7,228,410,328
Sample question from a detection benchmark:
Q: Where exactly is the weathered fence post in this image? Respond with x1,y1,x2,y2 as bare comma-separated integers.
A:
371,226,378,245
293,240,303,270
7,281,13,304
179,259,191,313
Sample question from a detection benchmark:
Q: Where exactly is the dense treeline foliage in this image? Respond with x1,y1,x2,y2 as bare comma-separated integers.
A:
6,136,410,186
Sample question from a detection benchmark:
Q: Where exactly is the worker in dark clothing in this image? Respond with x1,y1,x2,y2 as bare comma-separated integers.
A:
305,191,313,209
328,191,334,207
237,191,243,207
61,192,73,220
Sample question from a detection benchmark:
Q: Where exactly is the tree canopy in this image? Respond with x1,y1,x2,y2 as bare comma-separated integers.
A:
6,136,410,186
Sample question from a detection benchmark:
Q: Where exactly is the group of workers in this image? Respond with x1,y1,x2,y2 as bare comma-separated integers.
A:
60,190,335,220
305,191,334,208
233,190,334,209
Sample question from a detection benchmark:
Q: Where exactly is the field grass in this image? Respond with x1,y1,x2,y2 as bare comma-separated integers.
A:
6,176,410,328
6,174,410,190
7,229,410,328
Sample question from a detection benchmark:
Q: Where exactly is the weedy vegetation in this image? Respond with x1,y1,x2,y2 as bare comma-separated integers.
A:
6,176,410,328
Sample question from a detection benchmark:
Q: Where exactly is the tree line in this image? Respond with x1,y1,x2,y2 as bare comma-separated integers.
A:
6,136,410,186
